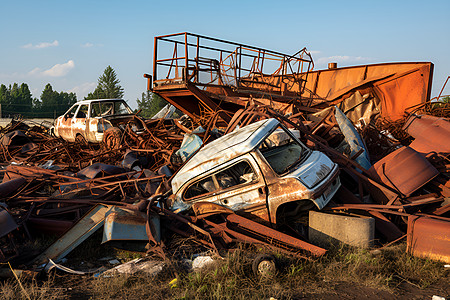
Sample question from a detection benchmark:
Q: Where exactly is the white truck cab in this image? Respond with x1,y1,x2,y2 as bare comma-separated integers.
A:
170,118,340,227
53,99,135,143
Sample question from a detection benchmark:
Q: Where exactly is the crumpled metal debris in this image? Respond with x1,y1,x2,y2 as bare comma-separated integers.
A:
1,33,449,271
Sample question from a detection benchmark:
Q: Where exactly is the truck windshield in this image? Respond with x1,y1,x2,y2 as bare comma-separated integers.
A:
90,101,131,117
114,101,132,115
258,126,308,175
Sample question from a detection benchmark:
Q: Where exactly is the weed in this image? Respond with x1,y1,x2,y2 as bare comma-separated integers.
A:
0,274,66,300
1,241,446,299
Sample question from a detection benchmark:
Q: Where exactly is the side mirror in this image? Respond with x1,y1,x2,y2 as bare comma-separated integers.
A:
64,114,69,120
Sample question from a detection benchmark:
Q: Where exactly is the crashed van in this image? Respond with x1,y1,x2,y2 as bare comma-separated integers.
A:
53,99,140,145
170,118,341,226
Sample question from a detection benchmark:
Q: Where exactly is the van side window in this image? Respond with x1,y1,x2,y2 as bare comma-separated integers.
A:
183,161,256,200
100,102,113,116
184,176,215,199
76,104,89,118
66,105,79,118
216,161,256,188
91,103,101,117
114,101,130,115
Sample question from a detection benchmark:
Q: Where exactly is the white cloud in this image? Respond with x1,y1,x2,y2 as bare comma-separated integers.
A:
27,60,75,78
27,67,41,76
42,60,75,77
22,40,59,49
81,42,94,48
69,82,96,98
316,55,371,65
31,88,40,97
308,50,321,55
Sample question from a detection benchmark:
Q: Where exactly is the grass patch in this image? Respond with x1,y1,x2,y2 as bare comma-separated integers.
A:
1,241,447,299
0,274,66,300
81,242,448,299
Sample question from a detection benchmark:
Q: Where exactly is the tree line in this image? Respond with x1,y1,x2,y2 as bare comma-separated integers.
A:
0,83,76,118
0,65,168,119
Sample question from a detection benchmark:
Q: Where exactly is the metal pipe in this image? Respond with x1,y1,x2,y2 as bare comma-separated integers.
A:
153,36,158,81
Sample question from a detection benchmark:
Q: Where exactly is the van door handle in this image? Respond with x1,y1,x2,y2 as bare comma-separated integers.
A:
258,187,265,194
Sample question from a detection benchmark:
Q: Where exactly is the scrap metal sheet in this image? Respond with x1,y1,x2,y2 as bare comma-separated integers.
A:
407,215,450,263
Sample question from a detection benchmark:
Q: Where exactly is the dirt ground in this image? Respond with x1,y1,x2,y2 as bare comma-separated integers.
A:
302,279,449,300
42,273,450,299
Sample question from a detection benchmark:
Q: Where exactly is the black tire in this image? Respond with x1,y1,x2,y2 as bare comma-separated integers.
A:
252,254,277,278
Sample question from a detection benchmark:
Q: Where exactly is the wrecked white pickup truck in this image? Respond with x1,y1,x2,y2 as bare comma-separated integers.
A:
169,118,341,227
53,99,141,146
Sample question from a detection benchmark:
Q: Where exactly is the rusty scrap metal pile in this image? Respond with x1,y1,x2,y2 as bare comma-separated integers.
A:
1,33,449,274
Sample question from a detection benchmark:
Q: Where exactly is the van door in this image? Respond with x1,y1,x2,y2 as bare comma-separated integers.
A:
211,158,269,224
182,157,270,224
57,105,79,141
72,104,89,141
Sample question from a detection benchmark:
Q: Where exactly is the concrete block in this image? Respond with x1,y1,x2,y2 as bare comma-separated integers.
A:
308,211,375,248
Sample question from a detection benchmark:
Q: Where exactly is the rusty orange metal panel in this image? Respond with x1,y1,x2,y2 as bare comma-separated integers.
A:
301,62,433,121
367,146,439,198
374,64,433,121
407,215,450,263
314,67,368,99
403,114,450,155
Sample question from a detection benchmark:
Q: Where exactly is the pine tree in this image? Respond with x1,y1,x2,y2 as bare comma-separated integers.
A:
85,66,124,99
136,90,168,118
39,83,77,118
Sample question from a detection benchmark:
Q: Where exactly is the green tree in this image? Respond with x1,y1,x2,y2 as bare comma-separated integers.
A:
40,83,58,117
85,65,124,99
32,97,42,112
9,83,20,114
39,83,77,118
136,90,168,118
0,84,10,117
16,83,33,116
0,83,33,117
0,82,75,118
0,84,8,102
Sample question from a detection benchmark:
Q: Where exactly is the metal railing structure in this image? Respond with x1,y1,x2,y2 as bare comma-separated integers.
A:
152,33,314,96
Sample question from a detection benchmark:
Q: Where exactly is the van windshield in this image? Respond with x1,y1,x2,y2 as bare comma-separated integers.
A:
258,126,308,175
91,101,132,117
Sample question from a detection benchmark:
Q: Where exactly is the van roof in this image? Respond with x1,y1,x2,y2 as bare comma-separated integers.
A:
74,99,125,105
171,118,279,193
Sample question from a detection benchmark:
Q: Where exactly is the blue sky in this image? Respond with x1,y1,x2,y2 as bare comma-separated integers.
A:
1,0,449,109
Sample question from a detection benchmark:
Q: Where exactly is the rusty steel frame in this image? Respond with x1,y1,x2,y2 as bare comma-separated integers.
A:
149,202,326,259
152,32,313,96
431,75,450,102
